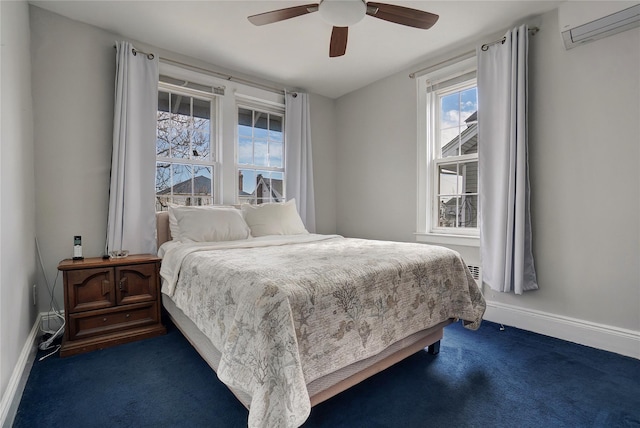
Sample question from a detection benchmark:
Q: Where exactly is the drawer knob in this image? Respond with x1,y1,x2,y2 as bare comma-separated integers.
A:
102,318,107,322
125,313,130,318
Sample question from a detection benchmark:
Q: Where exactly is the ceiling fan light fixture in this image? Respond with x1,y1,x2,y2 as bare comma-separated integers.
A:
319,0,366,27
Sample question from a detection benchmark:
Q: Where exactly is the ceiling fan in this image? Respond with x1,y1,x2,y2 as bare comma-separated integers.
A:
247,0,439,58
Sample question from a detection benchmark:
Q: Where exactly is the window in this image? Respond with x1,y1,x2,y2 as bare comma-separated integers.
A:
435,84,478,229
416,56,479,246
155,78,217,211
156,63,286,209
237,105,285,204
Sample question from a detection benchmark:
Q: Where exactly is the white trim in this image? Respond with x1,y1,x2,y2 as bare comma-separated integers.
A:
235,93,285,111
0,313,42,427
410,49,476,79
415,232,479,248
484,301,640,359
416,55,479,238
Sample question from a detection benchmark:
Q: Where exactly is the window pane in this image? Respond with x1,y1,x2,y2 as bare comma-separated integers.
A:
238,137,253,164
192,98,210,130
441,130,460,157
460,160,478,193
238,169,285,204
461,122,478,155
158,91,170,114
439,196,458,227
440,91,460,158
254,139,268,166
459,195,478,228
460,87,478,123
254,112,268,133
255,170,284,204
439,87,478,159
171,164,191,205
238,169,256,204
440,93,460,127
192,131,209,160
157,92,171,157
156,162,171,211
238,108,253,134
193,166,213,206
270,141,283,168
438,164,460,195
269,115,283,141
157,120,170,158
171,129,190,159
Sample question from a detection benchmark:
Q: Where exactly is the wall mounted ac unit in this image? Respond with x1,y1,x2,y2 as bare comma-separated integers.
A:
559,2,640,49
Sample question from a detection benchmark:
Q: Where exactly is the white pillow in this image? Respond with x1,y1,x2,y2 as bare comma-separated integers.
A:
241,199,308,237
170,205,250,242
167,203,180,240
168,204,235,240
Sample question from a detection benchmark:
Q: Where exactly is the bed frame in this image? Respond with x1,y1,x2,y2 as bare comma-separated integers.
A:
156,211,451,408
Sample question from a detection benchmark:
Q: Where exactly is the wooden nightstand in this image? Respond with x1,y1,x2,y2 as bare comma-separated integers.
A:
58,254,166,357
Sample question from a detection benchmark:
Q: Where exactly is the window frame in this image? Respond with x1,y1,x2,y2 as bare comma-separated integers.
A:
156,81,221,209
235,96,286,205
416,55,480,247
156,62,286,207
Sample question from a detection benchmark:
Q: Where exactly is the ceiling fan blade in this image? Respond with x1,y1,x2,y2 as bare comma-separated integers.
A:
248,3,319,26
366,2,439,29
330,26,348,58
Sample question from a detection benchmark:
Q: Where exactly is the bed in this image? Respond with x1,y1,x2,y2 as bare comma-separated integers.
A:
156,202,485,428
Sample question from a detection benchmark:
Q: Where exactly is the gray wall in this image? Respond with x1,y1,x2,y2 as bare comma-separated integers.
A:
0,0,38,416
334,8,640,334
336,70,417,242
309,94,338,235
28,6,338,312
30,5,116,310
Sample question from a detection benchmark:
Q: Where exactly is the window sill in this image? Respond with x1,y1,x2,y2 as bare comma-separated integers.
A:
415,232,479,248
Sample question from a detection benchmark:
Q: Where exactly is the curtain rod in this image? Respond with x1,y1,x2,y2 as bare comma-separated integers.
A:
481,27,539,51
112,45,291,96
409,26,539,79
160,57,289,96
113,45,155,60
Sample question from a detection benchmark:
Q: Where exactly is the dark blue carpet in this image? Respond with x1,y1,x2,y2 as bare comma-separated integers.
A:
14,319,640,427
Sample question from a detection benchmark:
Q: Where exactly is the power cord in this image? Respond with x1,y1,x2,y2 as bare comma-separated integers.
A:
36,237,66,358
38,345,61,361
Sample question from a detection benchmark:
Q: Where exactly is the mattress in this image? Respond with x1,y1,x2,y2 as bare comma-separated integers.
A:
159,234,485,427
163,294,451,408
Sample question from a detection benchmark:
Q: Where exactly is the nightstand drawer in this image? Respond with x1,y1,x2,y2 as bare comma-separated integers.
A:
65,267,116,313
68,301,159,341
116,263,158,305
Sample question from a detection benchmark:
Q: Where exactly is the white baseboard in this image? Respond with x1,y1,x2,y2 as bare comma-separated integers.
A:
0,313,41,428
484,301,640,359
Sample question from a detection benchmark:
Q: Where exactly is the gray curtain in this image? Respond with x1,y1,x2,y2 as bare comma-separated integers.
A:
477,25,538,294
285,92,316,232
106,41,159,255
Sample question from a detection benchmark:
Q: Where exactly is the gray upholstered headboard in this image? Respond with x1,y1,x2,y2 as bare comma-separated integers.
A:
156,211,172,247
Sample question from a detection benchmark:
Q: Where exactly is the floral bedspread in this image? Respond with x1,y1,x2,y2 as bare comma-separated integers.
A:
160,235,486,428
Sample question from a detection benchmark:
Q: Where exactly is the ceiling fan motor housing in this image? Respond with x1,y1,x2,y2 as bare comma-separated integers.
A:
319,0,367,26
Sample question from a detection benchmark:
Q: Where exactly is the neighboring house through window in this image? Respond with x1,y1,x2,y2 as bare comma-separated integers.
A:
416,55,479,247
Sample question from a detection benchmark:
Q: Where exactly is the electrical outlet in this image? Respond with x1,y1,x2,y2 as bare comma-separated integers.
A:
32,284,37,306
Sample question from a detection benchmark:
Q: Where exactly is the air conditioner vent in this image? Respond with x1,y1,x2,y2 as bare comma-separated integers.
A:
467,265,481,281
560,3,640,50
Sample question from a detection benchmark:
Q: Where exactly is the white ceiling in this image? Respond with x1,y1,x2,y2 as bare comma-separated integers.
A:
30,1,563,98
